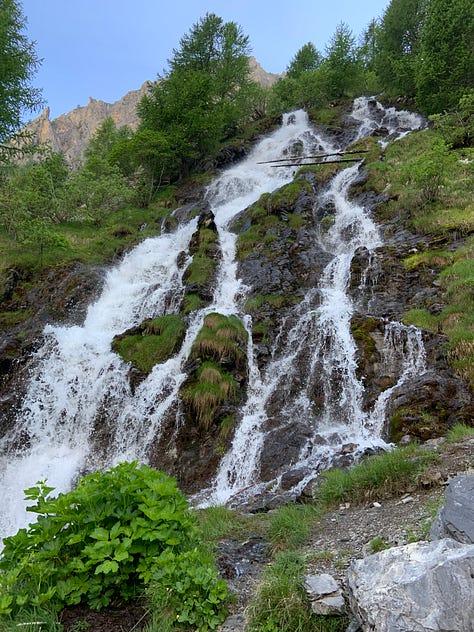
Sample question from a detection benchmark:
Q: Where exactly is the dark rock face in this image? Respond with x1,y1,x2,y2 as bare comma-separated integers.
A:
0,263,104,432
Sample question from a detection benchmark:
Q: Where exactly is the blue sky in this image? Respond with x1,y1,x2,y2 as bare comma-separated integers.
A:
22,0,390,120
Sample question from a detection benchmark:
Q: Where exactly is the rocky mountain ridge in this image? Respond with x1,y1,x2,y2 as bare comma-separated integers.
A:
23,57,280,166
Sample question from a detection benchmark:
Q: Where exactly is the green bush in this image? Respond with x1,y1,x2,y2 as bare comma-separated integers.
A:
0,462,226,626
146,548,228,631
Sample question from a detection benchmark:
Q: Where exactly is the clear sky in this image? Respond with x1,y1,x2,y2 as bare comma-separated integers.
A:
22,0,390,120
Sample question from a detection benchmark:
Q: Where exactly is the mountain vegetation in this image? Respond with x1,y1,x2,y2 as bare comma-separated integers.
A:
0,0,473,630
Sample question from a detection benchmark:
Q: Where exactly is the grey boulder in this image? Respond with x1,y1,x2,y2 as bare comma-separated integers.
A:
430,475,474,544
346,538,474,631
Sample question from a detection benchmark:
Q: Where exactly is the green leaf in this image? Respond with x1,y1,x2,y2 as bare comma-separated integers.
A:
90,527,110,541
94,560,119,575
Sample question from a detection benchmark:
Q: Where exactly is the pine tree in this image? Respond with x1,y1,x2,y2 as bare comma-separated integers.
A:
375,0,426,96
416,0,474,114
0,0,43,143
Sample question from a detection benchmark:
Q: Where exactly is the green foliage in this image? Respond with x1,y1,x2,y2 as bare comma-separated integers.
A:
322,22,363,99
64,158,132,226
286,42,321,79
315,445,438,508
247,550,347,632
375,0,425,97
84,116,132,165
415,0,474,114
112,315,186,374
0,0,43,144
431,90,474,148
0,151,71,233
446,423,474,443
146,548,228,631
17,217,70,263
0,463,211,617
138,13,255,178
267,503,320,551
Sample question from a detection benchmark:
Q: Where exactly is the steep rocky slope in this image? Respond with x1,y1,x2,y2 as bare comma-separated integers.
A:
2,100,472,506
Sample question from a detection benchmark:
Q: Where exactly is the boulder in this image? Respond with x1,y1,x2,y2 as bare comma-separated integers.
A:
430,475,474,544
346,539,474,632
304,573,346,616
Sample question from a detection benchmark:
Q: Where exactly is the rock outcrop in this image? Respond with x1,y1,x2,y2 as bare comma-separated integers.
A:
23,83,149,166
347,538,474,632
430,475,474,544
346,472,474,631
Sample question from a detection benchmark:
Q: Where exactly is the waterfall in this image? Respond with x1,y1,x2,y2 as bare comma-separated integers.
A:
0,99,426,539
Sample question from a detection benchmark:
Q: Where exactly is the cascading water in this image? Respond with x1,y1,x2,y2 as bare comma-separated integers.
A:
0,99,426,539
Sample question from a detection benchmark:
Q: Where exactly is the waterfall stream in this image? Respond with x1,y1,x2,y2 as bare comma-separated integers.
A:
0,99,425,539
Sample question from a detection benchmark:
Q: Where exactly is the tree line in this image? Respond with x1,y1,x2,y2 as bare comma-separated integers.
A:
0,0,472,249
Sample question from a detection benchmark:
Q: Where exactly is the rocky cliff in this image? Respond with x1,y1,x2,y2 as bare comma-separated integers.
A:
23,57,280,166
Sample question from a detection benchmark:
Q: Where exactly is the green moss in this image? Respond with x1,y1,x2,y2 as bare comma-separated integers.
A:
244,293,289,313
402,308,438,332
287,213,305,230
0,309,32,327
183,252,216,285
112,315,186,373
181,293,205,315
266,179,312,212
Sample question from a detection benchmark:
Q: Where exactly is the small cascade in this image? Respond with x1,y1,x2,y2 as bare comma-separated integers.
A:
0,98,428,538
208,163,388,504
350,96,426,145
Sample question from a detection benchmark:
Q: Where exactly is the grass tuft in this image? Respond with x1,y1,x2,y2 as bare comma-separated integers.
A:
315,445,438,509
446,422,474,443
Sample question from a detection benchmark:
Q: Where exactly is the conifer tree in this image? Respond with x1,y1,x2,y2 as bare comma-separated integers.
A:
415,0,474,114
0,0,43,143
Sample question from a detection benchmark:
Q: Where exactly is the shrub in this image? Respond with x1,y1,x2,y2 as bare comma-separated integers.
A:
146,548,228,631
0,462,226,626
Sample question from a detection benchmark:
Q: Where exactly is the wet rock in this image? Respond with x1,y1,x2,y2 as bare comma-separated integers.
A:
347,539,474,632
387,370,473,440
430,475,474,544
280,467,313,491
259,422,313,481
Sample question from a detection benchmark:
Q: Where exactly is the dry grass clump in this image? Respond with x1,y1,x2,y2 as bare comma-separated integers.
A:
190,313,247,369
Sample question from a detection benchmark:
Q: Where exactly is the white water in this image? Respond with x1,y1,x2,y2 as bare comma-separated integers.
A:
0,99,426,537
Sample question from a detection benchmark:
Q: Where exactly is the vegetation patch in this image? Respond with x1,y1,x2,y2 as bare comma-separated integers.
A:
181,313,248,430
247,550,347,632
446,422,474,443
190,313,247,370
315,445,438,509
0,463,227,629
112,315,186,374
181,362,239,430
181,219,221,309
